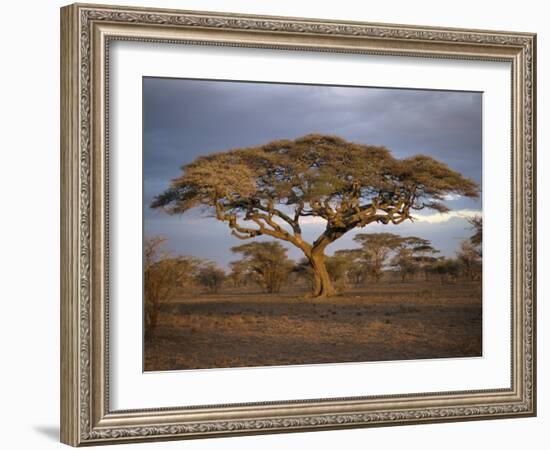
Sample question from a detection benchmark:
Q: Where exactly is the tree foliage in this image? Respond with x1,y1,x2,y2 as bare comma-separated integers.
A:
350,233,404,282
196,263,226,294
457,214,483,280
456,241,482,280
428,257,462,283
390,236,439,281
468,215,483,249
335,233,438,283
325,254,353,287
228,260,249,288
231,241,293,293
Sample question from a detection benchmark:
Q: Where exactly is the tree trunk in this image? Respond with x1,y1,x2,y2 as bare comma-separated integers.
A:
308,251,336,298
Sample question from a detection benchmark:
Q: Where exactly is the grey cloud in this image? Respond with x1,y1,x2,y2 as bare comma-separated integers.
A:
143,77,482,264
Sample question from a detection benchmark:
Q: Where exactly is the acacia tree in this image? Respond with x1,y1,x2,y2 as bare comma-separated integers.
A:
428,257,461,283
390,237,439,281
457,215,482,280
346,263,368,285
196,262,225,294
332,250,368,285
456,240,482,280
228,260,248,288
351,233,403,282
468,215,482,250
152,134,478,297
231,241,293,293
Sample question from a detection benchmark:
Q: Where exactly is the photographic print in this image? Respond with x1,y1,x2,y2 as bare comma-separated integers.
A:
143,77,483,372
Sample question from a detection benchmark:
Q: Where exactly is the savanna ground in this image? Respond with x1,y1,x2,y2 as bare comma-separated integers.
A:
144,280,482,371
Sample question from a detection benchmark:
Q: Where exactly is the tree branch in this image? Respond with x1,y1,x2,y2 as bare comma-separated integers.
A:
225,198,303,236
215,201,309,251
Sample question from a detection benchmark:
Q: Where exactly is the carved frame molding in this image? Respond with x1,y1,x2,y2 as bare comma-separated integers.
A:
61,3,536,446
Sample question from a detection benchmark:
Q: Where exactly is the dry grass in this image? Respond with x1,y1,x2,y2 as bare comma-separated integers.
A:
144,281,482,371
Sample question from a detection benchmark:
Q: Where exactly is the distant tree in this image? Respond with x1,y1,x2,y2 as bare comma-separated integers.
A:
390,237,439,281
416,254,441,281
453,214,483,281
196,263,225,294
346,263,368,285
468,215,483,249
391,247,417,281
428,257,461,283
152,134,479,297
333,249,363,283
231,241,293,293
444,258,462,282
228,260,248,288
325,254,353,287
457,240,482,280
351,233,403,282
173,255,205,288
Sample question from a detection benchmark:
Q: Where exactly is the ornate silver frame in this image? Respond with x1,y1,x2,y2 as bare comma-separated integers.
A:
60,3,536,446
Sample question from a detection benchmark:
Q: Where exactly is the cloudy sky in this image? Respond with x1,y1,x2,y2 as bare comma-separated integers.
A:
143,77,482,267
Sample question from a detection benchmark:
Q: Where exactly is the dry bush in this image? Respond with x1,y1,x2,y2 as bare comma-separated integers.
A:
231,241,293,293
144,237,199,338
196,263,226,294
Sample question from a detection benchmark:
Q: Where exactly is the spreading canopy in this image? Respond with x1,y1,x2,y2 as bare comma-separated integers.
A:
153,134,479,248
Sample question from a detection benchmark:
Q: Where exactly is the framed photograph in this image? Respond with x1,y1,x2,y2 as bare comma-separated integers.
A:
60,3,536,446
